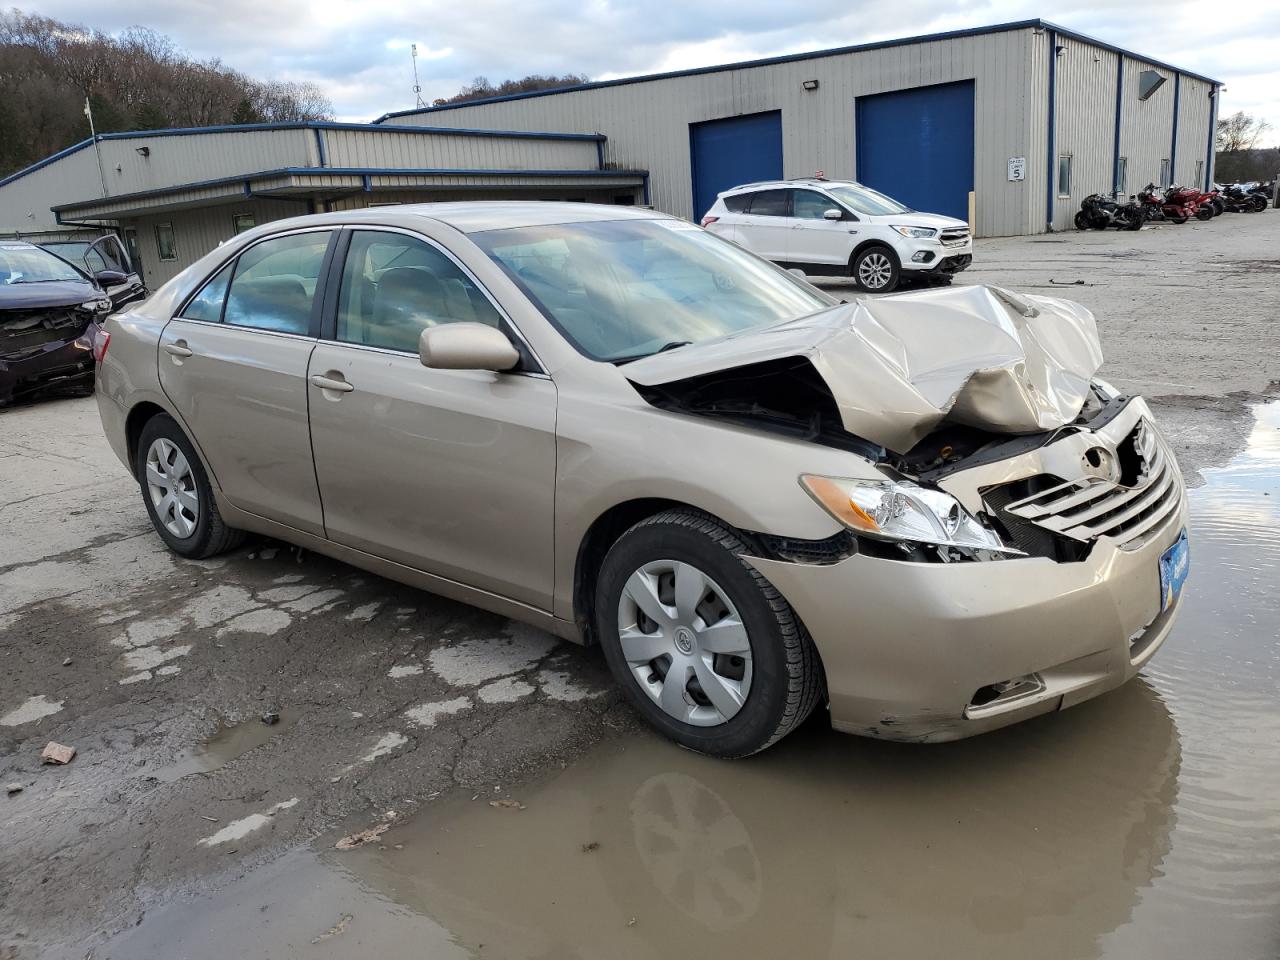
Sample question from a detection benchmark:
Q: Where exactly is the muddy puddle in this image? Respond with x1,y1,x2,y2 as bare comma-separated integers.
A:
101,404,1280,960
144,710,299,783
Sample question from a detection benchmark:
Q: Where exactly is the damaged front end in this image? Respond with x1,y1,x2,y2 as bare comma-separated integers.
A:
0,301,106,404
628,285,1179,564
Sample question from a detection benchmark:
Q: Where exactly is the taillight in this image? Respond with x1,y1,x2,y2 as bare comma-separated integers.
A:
93,329,110,363
700,216,720,227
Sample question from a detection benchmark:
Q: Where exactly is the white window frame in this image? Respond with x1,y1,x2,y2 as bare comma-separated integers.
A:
1159,159,1171,186
155,222,177,262
1116,157,1128,195
1057,155,1072,198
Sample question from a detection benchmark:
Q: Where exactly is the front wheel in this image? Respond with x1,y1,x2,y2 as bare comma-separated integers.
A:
852,246,900,293
136,414,244,559
595,510,824,757
1074,211,1093,230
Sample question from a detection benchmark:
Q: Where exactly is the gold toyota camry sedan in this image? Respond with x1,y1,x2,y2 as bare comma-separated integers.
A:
95,203,1189,756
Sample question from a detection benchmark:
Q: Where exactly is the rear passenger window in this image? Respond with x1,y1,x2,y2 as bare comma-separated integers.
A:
180,263,234,323
223,231,331,335
336,231,503,353
746,190,789,217
723,194,751,213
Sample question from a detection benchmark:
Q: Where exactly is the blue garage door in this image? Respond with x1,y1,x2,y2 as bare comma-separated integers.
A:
855,81,974,222
690,111,783,221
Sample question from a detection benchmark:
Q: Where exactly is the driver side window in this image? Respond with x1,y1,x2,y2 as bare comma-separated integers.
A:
336,231,502,353
792,190,841,220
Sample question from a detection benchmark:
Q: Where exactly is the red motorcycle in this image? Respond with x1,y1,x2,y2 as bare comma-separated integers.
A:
1137,183,1191,224
1192,187,1224,217
1164,185,1203,221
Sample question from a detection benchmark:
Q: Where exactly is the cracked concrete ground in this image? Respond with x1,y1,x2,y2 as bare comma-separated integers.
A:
1,210,1277,957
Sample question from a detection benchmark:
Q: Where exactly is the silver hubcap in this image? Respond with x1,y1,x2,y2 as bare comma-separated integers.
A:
145,438,199,539
617,560,752,727
858,252,893,289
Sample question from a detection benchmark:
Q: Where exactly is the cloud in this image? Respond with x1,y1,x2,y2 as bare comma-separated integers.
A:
28,0,1280,140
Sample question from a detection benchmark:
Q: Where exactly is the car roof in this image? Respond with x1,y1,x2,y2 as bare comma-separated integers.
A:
722,179,852,195
268,201,673,235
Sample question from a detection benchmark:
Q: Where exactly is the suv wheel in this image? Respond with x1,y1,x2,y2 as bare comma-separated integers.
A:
137,414,244,559
852,246,900,292
595,509,824,757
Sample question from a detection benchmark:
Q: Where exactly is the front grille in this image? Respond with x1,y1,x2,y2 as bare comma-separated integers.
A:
1,308,85,361
940,228,970,247
993,420,1181,551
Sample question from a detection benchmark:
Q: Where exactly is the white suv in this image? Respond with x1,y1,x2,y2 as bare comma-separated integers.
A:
701,179,973,292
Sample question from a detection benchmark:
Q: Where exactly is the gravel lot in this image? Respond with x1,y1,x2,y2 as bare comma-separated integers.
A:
1,209,1277,957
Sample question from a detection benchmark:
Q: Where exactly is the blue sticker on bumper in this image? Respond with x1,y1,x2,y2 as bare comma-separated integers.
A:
1159,529,1190,612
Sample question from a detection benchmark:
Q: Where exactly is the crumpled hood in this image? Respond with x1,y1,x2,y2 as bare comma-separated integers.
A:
0,279,98,312
624,284,1104,454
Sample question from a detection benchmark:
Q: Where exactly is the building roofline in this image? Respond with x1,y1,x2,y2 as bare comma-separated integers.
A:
0,121,605,191
374,17,1219,123
51,166,648,216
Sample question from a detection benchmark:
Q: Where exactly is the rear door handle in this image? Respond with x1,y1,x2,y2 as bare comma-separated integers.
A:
310,374,354,393
164,342,193,358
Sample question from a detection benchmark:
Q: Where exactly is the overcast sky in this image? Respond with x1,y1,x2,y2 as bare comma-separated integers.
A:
33,0,1280,143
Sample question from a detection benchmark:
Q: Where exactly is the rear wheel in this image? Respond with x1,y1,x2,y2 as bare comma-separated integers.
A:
852,246,900,293
1195,206,1214,221
1169,213,1188,224
1074,211,1093,230
595,510,824,757
136,414,244,559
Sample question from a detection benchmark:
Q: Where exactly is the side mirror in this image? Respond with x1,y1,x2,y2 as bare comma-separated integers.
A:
822,208,843,221
786,267,808,279
419,322,520,372
94,269,127,286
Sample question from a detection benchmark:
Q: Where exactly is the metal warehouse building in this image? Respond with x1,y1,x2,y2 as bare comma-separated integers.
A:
0,18,1218,282
0,123,645,286
379,19,1219,238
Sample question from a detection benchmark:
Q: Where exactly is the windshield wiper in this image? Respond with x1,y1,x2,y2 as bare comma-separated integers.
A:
610,340,692,365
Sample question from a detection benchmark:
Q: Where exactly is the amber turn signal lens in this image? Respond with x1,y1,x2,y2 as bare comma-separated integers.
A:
800,475,880,533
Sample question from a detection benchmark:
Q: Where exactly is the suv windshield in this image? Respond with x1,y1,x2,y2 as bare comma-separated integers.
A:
0,244,85,285
472,218,834,362
825,183,912,216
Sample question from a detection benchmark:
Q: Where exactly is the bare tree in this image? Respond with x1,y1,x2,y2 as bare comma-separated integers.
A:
1216,111,1271,154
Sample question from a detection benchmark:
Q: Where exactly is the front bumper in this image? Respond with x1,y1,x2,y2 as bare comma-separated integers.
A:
897,237,973,274
746,400,1187,742
0,330,97,404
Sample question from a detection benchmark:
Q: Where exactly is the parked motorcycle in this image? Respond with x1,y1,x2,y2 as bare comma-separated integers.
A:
1137,184,1187,223
1191,187,1223,218
1163,185,1203,221
1219,182,1267,213
1074,192,1143,230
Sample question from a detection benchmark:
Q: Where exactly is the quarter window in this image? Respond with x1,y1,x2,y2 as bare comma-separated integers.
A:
1057,155,1072,197
155,223,176,262
723,194,751,213
336,230,503,353
180,263,234,323
746,190,790,217
792,190,840,219
223,231,331,335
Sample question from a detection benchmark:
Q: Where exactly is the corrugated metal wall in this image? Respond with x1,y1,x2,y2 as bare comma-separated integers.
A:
319,128,597,171
1051,42,1122,230
0,148,101,233
1176,76,1214,188
1118,57,1178,194
124,198,310,287
393,30,1042,237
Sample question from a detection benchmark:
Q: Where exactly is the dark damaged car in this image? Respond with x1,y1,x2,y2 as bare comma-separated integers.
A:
0,241,127,405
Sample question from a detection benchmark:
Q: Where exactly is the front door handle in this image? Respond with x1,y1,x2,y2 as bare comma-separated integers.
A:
310,374,354,393
164,341,193,358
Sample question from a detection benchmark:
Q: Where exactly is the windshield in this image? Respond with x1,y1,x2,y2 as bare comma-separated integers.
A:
0,244,85,285
825,183,912,217
471,218,833,362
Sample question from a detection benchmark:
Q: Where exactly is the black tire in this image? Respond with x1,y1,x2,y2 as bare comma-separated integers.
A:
1169,213,1188,224
1251,196,1268,212
594,509,825,757
136,413,244,559
1195,206,1213,221
1073,211,1092,230
851,245,901,293
1123,211,1144,231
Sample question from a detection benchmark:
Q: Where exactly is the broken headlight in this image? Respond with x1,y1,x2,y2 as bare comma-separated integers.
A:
800,475,1023,557
79,297,112,314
